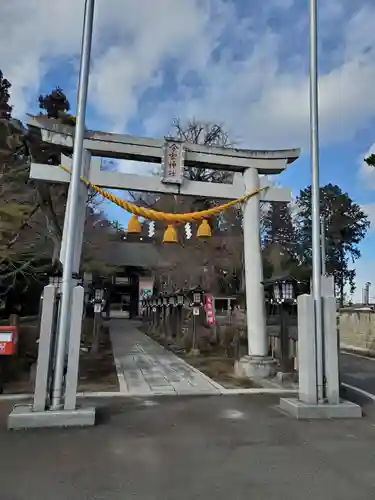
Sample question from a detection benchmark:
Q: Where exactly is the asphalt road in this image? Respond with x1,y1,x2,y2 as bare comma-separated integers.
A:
1,394,375,500
340,352,375,396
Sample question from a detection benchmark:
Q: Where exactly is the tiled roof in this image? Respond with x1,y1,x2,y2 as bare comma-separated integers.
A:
103,241,163,269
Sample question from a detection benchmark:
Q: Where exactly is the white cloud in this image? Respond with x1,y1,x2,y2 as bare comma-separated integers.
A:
0,0,84,116
116,160,157,176
0,0,220,121
1,0,375,151
143,2,375,149
361,203,375,231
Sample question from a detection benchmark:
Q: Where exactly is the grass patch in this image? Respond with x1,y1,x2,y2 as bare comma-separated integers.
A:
179,353,260,389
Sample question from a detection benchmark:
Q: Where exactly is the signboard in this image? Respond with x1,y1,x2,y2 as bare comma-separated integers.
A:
141,289,153,299
0,332,13,342
94,303,102,313
177,295,184,306
139,290,152,315
204,294,216,325
162,139,184,185
193,306,200,316
193,293,201,305
115,277,130,285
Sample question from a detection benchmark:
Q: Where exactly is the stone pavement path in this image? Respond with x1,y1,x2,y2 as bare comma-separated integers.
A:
110,320,223,396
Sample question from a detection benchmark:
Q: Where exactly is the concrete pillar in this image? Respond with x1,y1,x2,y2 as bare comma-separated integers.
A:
243,167,267,356
234,167,276,379
297,294,317,404
280,288,361,419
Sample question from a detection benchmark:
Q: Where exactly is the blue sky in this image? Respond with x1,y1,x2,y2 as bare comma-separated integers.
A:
2,0,375,300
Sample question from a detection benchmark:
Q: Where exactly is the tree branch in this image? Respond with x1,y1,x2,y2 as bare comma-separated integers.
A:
5,203,40,249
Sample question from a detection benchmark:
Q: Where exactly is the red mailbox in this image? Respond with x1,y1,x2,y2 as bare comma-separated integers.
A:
0,326,18,355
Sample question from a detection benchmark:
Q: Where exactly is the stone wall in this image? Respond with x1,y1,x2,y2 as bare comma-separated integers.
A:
339,308,375,355
217,307,375,356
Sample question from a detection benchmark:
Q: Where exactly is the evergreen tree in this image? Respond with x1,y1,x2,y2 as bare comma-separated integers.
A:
38,87,75,126
0,70,12,119
295,184,369,305
38,87,70,119
262,202,295,252
365,154,375,168
261,201,298,278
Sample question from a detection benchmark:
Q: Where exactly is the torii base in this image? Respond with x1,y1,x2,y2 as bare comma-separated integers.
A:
8,405,96,430
280,398,362,419
235,355,277,380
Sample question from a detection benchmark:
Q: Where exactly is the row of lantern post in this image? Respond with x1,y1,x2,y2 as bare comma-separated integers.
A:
141,286,205,351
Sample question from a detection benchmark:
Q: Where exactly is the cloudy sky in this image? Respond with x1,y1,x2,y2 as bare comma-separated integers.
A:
2,0,375,300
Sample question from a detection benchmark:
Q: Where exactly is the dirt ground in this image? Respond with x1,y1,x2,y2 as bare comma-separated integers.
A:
1,316,118,394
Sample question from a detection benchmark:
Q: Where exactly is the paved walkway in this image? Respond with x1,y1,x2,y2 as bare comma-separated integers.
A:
110,320,223,396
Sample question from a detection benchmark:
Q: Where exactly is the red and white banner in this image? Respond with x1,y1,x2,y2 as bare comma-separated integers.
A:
204,294,216,325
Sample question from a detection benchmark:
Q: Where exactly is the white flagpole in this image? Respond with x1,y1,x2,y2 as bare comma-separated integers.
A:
51,0,95,409
309,0,325,401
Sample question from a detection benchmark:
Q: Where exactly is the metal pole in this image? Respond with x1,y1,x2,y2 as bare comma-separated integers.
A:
192,313,197,351
309,0,325,402
51,0,95,409
364,282,371,305
320,218,326,276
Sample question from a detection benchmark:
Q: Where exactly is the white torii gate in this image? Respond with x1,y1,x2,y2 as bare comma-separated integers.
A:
28,115,299,378
8,115,300,429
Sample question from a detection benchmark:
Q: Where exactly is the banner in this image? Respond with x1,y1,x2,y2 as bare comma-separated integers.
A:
205,294,216,325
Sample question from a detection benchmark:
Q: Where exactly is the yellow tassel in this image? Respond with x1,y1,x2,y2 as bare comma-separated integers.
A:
127,215,141,234
197,219,211,239
163,224,178,244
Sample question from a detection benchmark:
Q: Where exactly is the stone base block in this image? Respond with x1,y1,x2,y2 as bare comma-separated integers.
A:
276,371,298,385
280,398,362,419
187,348,200,357
235,355,277,380
8,405,96,430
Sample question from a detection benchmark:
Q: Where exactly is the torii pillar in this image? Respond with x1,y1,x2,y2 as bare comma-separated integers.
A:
235,167,276,379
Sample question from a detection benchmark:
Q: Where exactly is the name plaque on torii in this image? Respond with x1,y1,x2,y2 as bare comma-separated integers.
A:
162,139,184,185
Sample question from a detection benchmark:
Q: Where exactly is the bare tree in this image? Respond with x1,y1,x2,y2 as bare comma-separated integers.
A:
171,118,234,184
127,119,246,294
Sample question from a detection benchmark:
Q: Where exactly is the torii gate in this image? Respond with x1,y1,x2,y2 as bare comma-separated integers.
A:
28,115,299,366
8,115,299,428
